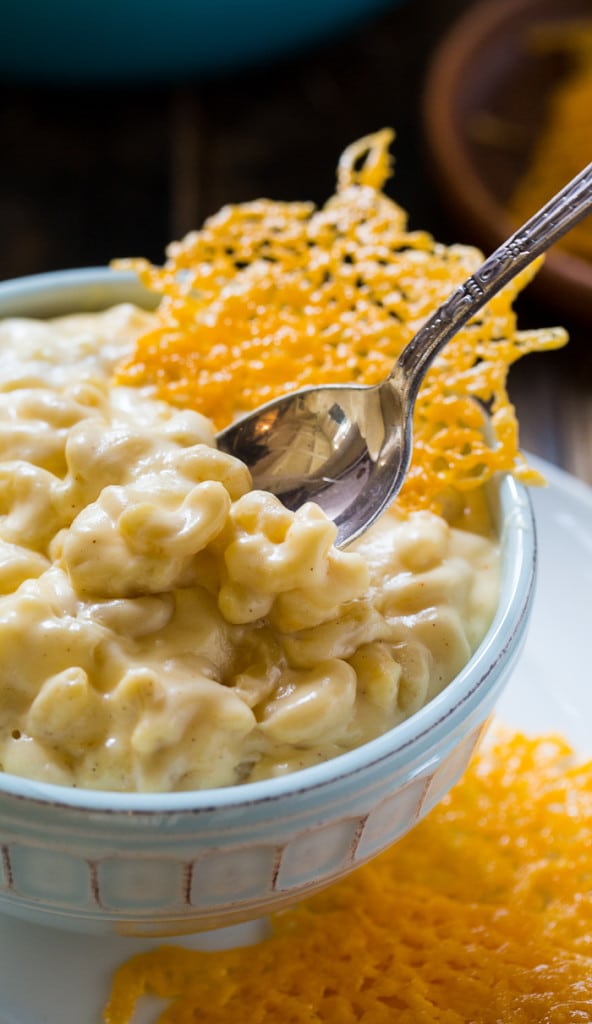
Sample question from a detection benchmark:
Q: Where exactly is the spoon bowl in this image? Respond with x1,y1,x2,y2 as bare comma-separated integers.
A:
218,162,592,546
218,377,407,547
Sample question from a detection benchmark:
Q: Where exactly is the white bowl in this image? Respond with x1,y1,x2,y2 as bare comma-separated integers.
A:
0,268,536,935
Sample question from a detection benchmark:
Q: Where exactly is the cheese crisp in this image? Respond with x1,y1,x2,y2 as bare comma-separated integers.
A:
105,732,592,1023
115,129,566,516
0,306,499,791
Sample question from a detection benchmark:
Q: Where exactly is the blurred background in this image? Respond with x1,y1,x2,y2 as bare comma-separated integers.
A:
0,0,590,481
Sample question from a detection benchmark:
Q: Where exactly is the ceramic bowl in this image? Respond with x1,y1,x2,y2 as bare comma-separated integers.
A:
1,0,400,82
0,268,536,936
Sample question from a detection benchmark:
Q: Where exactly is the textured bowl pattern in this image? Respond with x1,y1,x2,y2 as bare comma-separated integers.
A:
0,720,493,935
0,720,491,937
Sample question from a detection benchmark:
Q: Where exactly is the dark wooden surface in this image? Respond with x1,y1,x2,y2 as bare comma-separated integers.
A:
0,0,590,486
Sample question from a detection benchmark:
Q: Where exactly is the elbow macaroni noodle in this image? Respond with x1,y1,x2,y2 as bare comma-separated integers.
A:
0,306,499,791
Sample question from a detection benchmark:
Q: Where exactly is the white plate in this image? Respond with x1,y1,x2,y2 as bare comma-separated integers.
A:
1,456,591,1024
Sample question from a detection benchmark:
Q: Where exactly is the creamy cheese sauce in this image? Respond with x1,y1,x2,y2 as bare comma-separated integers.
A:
0,306,500,791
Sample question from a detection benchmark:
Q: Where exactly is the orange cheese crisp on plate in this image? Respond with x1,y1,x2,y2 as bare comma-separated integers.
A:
115,130,567,518
105,731,592,1024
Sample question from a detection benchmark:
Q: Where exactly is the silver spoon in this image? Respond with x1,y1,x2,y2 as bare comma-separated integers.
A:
217,163,592,547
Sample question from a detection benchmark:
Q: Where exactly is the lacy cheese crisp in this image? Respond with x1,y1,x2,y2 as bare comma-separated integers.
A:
115,130,567,517
104,731,592,1023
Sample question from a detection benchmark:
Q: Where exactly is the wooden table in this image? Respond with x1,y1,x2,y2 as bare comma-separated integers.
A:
0,0,590,487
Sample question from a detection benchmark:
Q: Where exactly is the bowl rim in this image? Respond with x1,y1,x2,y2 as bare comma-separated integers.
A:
0,267,537,814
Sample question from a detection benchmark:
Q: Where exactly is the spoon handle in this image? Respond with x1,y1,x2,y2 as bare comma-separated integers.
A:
393,162,592,394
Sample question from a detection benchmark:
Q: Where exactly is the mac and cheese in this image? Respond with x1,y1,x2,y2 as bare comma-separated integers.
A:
0,306,499,791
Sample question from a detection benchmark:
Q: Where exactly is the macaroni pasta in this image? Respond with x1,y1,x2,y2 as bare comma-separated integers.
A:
0,306,499,791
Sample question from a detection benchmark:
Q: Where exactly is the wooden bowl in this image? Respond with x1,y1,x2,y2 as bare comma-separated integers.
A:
423,0,592,322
